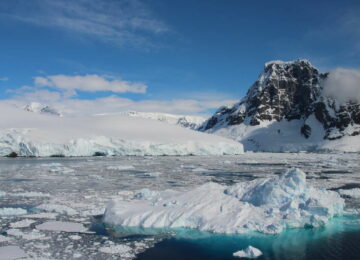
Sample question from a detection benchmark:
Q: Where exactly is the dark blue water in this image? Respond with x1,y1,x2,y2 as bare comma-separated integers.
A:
107,216,360,260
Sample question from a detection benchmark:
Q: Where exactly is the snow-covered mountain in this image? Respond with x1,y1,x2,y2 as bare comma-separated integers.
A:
0,103,243,157
97,111,206,130
24,102,62,117
199,60,360,152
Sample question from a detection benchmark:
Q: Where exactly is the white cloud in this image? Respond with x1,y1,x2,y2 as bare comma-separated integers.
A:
1,0,168,47
323,68,360,103
0,77,8,81
34,74,147,94
7,88,236,116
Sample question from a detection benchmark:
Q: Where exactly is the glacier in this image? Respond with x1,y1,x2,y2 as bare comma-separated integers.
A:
0,103,243,157
103,168,345,234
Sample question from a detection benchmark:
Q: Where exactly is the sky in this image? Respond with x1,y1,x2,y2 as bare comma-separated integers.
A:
0,0,359,115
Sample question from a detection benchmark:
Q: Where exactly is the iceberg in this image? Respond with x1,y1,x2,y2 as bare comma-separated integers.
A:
103,168,345,234
233,246,262,258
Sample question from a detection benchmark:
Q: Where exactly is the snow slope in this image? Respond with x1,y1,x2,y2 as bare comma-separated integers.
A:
103,168,344,234
96,111,206,130
0,104,243,157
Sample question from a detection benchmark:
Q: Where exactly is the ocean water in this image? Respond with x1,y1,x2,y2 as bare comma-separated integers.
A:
95,215,360,260
0,153,359,259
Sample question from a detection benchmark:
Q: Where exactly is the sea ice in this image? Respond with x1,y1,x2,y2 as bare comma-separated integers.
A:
233,246,263,258
338,188,360,199
107,165,134,171
36,221,87,233
99,244,134,258
36,204,77,215
103,168,345,234
10,219,36,228
143,172,162,177
0,235,12,242
0,207,27,216
0,246,27,260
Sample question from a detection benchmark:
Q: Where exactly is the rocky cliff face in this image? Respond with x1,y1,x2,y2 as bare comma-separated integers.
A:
199,60,360,141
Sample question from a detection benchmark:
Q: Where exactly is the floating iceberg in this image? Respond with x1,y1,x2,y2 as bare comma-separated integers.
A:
233,246,262,258
103,168,344,234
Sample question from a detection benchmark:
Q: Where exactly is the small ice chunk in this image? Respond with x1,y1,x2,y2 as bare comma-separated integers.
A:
69,235,82,240
10,219,36,228
6,229,46,240
134,189,159,200
36,204,77,215
21,212,58,219
0,207,27,216
0,235,12,242
0,191,6,197
192,167,207,172
36,221,87,233
0,246,27,260
107,165,134,171
233,246,262,258
11,192,50,197
144,172,162,177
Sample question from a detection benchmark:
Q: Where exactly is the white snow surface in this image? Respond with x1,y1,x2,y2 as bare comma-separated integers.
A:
233,246,263,258
98,111,206,129
104,168,344,234
0,103,243,157
208,117,360,152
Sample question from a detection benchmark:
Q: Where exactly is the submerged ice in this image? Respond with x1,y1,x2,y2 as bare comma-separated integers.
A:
104,168,345,234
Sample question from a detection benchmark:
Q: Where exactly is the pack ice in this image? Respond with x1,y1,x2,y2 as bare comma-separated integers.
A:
103,168,344,234
0,103,243,157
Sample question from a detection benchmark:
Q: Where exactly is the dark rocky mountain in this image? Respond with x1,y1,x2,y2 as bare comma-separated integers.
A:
199,60,360,141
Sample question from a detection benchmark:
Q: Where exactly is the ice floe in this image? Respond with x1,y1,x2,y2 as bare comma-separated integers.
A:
103,168,345,234
9,219,36,228
107,165,134,171
0,246,27,260
36,204,77,215
36,221,87,233
0,207,27,216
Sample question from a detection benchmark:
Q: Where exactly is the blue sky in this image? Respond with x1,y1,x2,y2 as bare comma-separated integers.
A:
0,0,359,115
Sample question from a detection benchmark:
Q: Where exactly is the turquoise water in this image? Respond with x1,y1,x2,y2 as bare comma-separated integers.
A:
104,215,360,260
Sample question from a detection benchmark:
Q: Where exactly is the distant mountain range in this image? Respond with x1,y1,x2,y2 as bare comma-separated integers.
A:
199,60,360,152
24,102,63,117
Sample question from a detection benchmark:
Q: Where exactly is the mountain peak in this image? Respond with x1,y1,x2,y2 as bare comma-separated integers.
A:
199,59,360,145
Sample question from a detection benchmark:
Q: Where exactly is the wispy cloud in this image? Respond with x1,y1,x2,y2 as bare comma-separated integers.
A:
0,0,169,46
6,88,236,116
0,77,8,81
35,74,147,95
323,68,360,104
